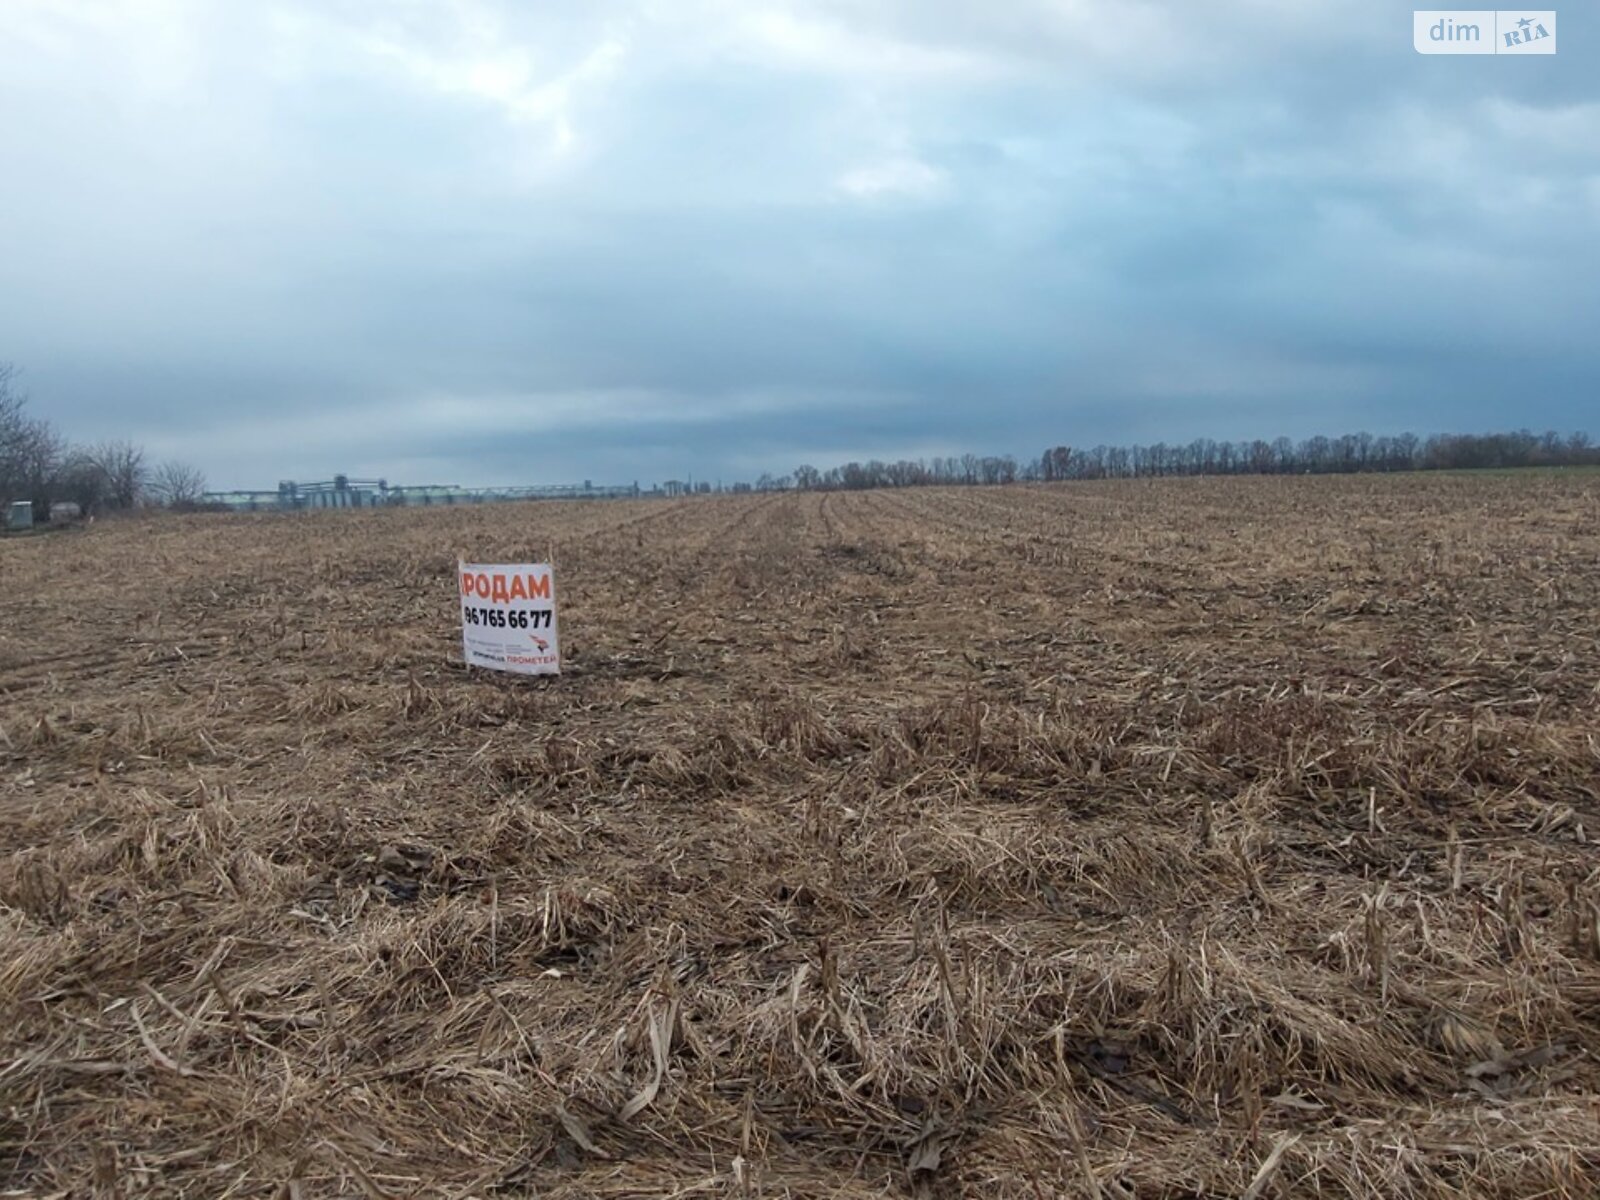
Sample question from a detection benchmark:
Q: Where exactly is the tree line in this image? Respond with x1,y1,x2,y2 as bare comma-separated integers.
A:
765,428,1597,491
0,363,207,520
6,355,1595,511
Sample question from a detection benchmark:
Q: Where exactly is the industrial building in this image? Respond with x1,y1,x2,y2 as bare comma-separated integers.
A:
202,475,641,512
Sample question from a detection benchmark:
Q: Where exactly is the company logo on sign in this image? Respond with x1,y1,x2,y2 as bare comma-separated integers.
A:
1414,11,1556,53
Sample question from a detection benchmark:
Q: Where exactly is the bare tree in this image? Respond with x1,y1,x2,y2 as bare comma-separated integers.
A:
149,460,208,508
1,363,64,517
1,361,32,505
91,440,147,510
19,423,64,520
58,452,109,516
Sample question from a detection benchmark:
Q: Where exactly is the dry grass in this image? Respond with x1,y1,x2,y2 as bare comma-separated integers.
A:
2,474,1599,1198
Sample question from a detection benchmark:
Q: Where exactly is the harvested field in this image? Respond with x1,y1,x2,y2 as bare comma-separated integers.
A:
3,474,1600,1198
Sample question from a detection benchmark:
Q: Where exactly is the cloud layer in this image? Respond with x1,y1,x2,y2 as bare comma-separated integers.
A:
1,1,1595,487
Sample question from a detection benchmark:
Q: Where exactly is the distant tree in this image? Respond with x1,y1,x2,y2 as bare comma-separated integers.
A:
0,364,66,519
58,452,110,516
149,460,208,507
1,363,33,503
89,440,147,509
1394,433,1419,470
752,425,1594,493
20,424,64,520
1041,445,1072,481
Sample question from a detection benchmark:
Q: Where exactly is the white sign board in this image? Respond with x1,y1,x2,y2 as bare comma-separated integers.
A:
459,561,560,675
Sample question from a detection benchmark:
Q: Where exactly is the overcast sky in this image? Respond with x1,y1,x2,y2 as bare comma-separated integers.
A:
1,2,1595,489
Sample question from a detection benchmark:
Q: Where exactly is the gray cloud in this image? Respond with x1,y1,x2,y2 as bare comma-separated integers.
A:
0,0,1595,488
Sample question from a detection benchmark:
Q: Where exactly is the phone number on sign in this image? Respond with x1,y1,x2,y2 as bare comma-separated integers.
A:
463,606,553,629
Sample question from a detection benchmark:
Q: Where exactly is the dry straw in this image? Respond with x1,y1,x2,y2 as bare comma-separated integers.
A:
2,474,1598,1196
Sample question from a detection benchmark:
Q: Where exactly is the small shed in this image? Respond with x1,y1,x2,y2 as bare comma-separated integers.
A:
7,501,33,531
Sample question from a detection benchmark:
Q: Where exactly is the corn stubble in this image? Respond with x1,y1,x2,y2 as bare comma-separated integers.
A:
2,474,1598,1197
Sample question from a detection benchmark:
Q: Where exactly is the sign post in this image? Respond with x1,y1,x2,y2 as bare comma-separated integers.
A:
458,561,560,675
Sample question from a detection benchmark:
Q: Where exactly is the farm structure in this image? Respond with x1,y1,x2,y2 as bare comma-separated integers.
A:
3,474,1599,1197
202,474,641,511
